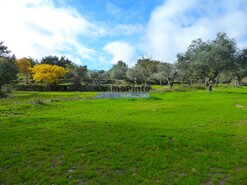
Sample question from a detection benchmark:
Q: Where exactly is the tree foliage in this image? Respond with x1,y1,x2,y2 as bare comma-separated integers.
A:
87,70,108,86
71,65,87,90
126,68,138,84
109,61,128,83
41,55,73,68
232,48,247,87
0,41,11,58
0,42,18,90
134,58,159,84
176,53,195,84
180,32,237,91
153,62,178,88
16,57,33,83
0,57,18,89
30,64,68,86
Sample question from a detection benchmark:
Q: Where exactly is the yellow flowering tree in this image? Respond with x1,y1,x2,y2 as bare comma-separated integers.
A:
30,64,68,86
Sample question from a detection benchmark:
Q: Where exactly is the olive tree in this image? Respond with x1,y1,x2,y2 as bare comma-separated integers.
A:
184,33,236,91
109,61,128,84
232,48,247,87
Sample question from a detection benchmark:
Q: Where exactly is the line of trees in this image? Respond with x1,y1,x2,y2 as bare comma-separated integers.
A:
109,32,247,91
106,33,247,91
0,32,247,92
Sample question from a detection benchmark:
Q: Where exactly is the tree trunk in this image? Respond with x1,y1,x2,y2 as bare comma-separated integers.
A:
167,78,173,88
181,77,184,85
215,78,218,85
205,78,213,91
160,80,163,86
206,84,212,91
235,76,242,88
190,79,193,86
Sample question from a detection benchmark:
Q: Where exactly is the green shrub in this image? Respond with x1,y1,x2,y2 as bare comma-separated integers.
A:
14,84,47,91
1,84,13,93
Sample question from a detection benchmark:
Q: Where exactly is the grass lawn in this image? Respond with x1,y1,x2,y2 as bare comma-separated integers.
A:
0,86,247,184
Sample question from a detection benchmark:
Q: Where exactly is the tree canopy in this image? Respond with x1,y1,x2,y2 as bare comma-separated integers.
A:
16,57,33,83
134,58,160,84
232,48,247,87
0,42,18,90
1,32,247,91
41,55,73,68
0,41,11,58
30,64,68,86
109,61,128,83
0,57,18,89
178,32,237,91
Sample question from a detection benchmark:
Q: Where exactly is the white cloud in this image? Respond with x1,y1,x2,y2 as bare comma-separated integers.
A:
103,41,137,66
0,0,104,63
106,2,122,17
114,24,145,36
1,0,246,69
142,0,247,62
77,47,96,60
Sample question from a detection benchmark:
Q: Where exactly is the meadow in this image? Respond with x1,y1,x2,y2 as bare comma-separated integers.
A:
0,86,246,185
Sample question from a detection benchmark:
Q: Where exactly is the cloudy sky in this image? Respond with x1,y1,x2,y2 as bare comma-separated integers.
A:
1,0,247,70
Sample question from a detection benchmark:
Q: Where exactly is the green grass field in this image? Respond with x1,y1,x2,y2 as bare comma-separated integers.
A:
0,86,247,184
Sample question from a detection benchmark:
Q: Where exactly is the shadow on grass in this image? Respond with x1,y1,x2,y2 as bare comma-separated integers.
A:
149,96,162,100
216,91,247,95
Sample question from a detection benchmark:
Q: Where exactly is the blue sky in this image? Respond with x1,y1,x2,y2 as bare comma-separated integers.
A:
1,0,247,70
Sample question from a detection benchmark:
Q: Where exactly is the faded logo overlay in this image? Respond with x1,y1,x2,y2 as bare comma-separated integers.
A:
96,85,150,99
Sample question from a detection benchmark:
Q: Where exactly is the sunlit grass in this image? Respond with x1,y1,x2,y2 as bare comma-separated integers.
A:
0,86,246,184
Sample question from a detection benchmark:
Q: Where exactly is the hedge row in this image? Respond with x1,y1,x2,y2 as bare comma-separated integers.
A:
12,84,100,92
10,84,151,92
